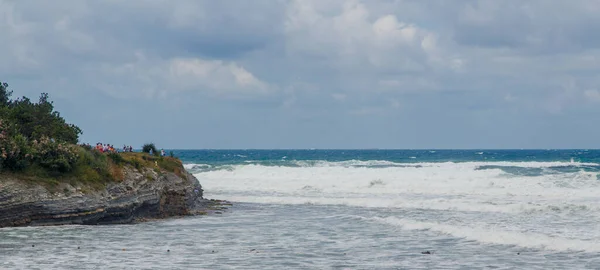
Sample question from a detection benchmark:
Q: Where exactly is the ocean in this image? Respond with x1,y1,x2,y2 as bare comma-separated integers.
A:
2,149,600,269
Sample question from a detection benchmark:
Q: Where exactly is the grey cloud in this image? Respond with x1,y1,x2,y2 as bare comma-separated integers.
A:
2,0,600,148
450,0,600,53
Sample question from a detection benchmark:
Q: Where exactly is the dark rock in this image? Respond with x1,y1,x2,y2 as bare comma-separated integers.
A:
0,167,222,228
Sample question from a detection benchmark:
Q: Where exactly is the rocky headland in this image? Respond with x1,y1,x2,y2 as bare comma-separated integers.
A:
0,165,225,228
0,82,229,228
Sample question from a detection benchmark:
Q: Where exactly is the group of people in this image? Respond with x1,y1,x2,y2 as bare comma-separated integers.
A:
123,145,134,152
91,143,134,153
84,143,167,156
95,143,118,153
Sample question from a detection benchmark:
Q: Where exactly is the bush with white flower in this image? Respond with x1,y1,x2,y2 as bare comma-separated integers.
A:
31,137,79,173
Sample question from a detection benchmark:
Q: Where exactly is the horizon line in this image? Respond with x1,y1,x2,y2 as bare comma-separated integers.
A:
162,148,599,151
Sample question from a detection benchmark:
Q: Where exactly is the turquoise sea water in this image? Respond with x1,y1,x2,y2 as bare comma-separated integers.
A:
175,149,600,174
3,150,600,269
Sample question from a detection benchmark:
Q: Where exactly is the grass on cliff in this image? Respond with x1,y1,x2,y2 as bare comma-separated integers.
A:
0,147,185,191
115,152,185,178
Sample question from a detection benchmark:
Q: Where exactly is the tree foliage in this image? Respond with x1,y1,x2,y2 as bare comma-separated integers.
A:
0,82,12,107
0,81,82,172
142,143,159,156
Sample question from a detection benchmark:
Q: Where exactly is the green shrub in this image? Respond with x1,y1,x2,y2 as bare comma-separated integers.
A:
107,152,124,165
74,166,102,184
131,159,142,171
71,146,118,184
80,144,93,151
142,143,158,156
157,157,180,172
32,137,79,173
0,133,34,171
77,147,106,168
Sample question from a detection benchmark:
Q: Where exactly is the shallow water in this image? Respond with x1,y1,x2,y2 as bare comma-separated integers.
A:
3,150,600,269
2,203,600,269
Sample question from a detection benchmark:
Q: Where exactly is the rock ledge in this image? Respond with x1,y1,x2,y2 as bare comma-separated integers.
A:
0,167,215,228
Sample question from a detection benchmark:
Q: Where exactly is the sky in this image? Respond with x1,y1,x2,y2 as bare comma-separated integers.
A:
2,0,600,149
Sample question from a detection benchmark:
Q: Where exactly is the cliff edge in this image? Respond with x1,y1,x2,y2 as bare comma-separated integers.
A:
0,165,216,228
0,82,224,227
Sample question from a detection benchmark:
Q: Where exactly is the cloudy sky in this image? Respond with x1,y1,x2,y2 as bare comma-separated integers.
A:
2,0,600,149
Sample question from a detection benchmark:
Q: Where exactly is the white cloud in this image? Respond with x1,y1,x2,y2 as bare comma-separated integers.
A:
372,15,417,45
92,53,272,100
331,93,347,101
284,0,455,72
3,0,600,117
168,58,270,96
584,89,600,102
5,0,600,148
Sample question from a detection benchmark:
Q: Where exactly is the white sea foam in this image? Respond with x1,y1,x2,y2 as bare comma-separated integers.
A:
283,160,598,168
183,163,212,170
186,160,598,174
192,161,600,216
191,160,600,253
194,162,600,197
371,217,600,252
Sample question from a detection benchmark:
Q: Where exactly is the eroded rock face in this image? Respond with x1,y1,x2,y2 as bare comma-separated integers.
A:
0,167,208,227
